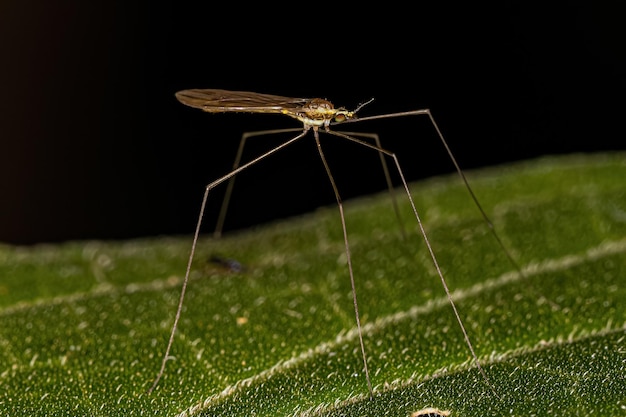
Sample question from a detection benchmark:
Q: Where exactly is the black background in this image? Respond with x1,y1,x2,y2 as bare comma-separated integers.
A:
1,2,624,245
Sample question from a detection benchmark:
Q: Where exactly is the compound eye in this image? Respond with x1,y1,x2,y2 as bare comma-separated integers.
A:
334,114,347,123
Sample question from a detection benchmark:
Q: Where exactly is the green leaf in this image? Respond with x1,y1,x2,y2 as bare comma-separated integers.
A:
2,152,625,416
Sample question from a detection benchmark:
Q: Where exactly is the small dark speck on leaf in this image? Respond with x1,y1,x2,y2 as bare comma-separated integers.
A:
209,255,245,273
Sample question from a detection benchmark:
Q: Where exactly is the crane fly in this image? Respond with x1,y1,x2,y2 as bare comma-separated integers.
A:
148,89,517,397
173,88,365,126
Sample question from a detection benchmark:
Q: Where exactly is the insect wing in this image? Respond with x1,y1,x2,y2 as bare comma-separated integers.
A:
175,89,310,114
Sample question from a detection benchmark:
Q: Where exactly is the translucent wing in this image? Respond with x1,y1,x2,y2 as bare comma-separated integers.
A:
175,89,311,114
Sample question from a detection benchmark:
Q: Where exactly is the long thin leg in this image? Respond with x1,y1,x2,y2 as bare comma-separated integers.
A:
147,129,308,393
423,112,528,278
326,129,499,397
313,129,373,398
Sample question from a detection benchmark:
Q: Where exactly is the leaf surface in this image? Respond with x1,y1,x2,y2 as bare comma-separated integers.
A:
1,153,625,416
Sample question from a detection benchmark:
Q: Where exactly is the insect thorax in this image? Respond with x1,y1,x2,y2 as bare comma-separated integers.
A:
283,98,355,128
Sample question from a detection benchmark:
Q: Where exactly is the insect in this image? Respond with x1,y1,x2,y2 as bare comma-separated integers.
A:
148,89,517,396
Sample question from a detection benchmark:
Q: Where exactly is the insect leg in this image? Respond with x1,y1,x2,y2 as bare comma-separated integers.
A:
327,129,499,398
148,129,308,393
313,129,374,399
